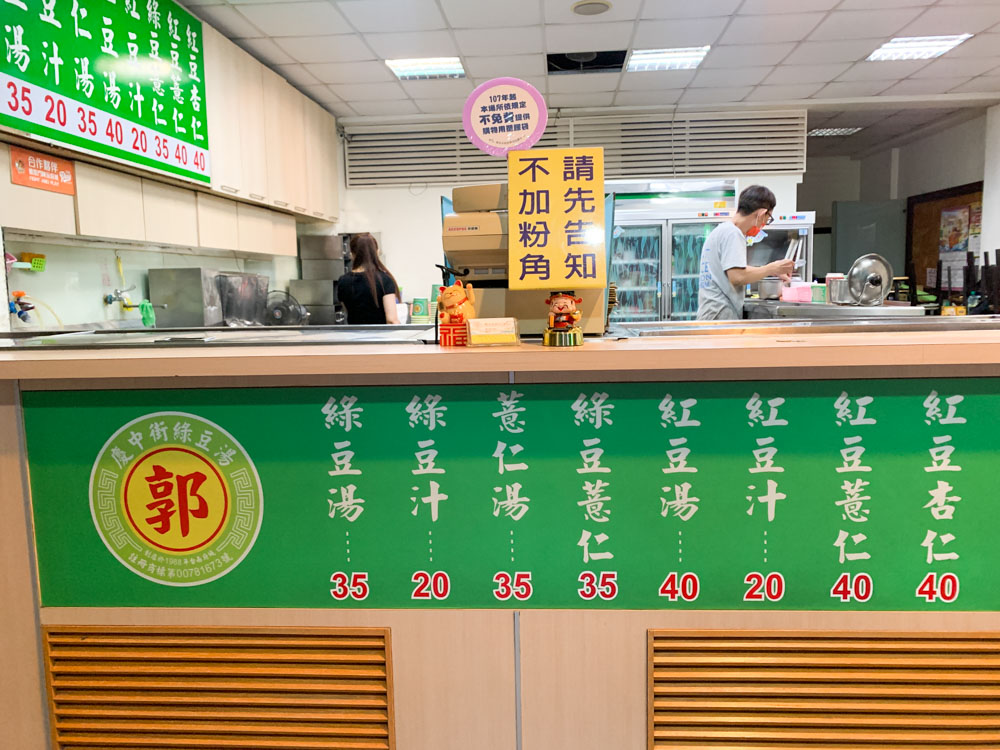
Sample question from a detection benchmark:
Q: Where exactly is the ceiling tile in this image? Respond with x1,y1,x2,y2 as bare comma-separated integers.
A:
719,13,826,45
273,34,374,64
691,66,774,88
364,30,458,58
784,39,887,65
632,18,729,49
337,0,446,33
837,0,933,7
547,92,616,108
547,72,621,93
463,54,546,79
808,9,924,41
880,77,973,96
326,102,357,117
399,78,474,98
745,83,825,101
813,80,895,97
739,0,840,12
837,60,931,81
950,75,1000,93
545,22,635,52
348,100,421,116
440,0,542,28
304,61,395,84
765,63,852,84
701,43,795,68
189,4,263,37
679,86,753,104
899,6,1000,36
235,2,352,37
543,0,642,24
330,81,407,101
473,75,548,93
642,0,740,18
415,97,468,114
822,109,901,127
912,56,1000,79
455,27,545,57
618,70,697,90
275,63,322,87
613,89,684,105
941,33,1000,58
233,37,295,66
299,84,342,106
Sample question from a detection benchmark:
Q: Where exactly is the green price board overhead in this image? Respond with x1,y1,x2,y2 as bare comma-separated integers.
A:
1,0,210,182
22,379,999,610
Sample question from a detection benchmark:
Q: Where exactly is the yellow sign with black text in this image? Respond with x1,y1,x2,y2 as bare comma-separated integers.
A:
507,147,606,290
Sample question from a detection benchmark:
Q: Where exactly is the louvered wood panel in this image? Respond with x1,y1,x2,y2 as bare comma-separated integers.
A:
42,627,395,750
648,630,1000,749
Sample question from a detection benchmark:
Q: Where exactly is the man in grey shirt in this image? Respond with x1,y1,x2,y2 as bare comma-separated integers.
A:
697,185,794,321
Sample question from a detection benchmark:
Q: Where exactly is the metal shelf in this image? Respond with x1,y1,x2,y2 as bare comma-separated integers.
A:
672,274,698,279
617,286,659,292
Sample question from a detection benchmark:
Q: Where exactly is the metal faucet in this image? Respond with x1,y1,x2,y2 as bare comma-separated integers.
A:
103,286,167,309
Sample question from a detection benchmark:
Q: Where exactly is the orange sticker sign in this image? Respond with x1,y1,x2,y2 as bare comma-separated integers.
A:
9,146,75,195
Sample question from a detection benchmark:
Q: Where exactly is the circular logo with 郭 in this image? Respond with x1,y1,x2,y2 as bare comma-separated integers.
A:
89,412,263,586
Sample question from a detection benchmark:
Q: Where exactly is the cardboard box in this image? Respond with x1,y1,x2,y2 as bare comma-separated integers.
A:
452,183,507,213
442,212,509,270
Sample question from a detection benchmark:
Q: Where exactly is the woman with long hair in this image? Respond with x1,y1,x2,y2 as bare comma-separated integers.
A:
337,233,401,324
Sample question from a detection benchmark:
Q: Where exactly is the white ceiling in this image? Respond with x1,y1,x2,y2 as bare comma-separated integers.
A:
178,0,1000,155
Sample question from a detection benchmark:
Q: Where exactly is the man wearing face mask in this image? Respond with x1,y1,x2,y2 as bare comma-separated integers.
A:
696,185,794,321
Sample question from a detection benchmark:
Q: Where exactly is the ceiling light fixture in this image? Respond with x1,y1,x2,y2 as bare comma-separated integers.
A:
572,0,612,16
867,34,973,62
808,127,863,137
626,46,711,72
385,57,465,80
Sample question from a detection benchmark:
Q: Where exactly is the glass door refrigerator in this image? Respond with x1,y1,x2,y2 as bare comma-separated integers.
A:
608,221,666,323
667,219,723,320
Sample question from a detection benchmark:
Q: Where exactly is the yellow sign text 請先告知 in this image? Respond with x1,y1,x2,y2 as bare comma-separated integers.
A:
507,147,606,290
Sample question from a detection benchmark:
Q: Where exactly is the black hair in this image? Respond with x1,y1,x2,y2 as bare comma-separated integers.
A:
349,233,400,305
737,185,777,216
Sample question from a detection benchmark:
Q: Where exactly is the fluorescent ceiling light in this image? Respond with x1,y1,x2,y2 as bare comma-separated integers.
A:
867,35,972,62
385,57,465,80
626,46,710,72
808,127,863,137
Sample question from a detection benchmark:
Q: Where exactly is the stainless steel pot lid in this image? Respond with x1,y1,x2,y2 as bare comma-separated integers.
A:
847,253,894,306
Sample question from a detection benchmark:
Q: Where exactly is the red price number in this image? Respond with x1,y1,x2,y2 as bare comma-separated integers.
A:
105,118,123,145
6,82,32,116
411,570,450,601
743,571,785,602
830,572,873,603
916,572,959,603
493,571,532,601
328,571,369,601
130,127,148,153
192,151,207,172
174,143,188,165
76,106,97,135
43,95,67,127
577,571,618,601
154,135,170,160
658,572,700,602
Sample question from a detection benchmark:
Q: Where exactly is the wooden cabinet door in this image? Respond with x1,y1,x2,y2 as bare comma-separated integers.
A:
141,179,198,246
75,163,145,240
237,53,268,203
202,25,244,198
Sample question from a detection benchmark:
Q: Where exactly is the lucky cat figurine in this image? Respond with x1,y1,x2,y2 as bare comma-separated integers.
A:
437,280,476,324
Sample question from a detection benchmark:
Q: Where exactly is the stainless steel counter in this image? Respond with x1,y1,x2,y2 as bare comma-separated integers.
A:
744,299,930,319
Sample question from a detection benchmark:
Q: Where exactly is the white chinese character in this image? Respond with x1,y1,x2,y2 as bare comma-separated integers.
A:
195,430,213,450
921,529,959,563
924,390,967,426
169,46,180,73
321,395,363,431
173,421,192,443
836,478,870,522
577,437,610,474
412,439,444,475
662,437,696,474
188,58,200,82
578,529,613,562
578,479,611,523
103,70,121,108
493,441,527,474
746,393,788,427
411,480,447,522
571,392,614,429
128,430,144,451
746,479,785,522
166,9,179,39
75,56,94,97
5,0,27,12
149,421,168,442
835,392,876,426
328,484,365,522
4,24,30,72
123,0,139,19
110,445,133,468
833,530,871,564
659,394,700,428
924,480,960,520
151,97,165,126
214,447,235,466
146,0,160,28
660,482,699,521
128,81,143,117
71,0,91,39
328,441,361,476
42,40,63,84
100,17,117,56
191,115,204,141
149,31,160,61
126,30,138,64
493,390,525,433
836,435,871,473
189,84,201,112
171,106,186,133
406,394,447,430
925,435,961,472
39,0,61,27
748,436,783,473
492,482,530,521
185,23,198,52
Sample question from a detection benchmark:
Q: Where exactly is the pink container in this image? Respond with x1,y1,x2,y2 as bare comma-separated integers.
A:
781,283,812,302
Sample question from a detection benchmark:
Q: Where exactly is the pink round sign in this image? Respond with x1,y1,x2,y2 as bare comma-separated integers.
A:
462,77,548,157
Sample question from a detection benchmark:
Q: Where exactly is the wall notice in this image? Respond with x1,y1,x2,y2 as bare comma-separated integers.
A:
1,0,210,182
9,144,75,193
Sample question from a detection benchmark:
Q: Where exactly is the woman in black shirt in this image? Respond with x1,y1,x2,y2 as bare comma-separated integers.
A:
337,233,401,325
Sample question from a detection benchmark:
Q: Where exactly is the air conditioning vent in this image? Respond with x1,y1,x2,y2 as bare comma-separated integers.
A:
547,50,627,74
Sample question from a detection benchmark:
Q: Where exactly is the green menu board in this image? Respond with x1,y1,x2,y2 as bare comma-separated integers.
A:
22,379,997,610
1,0,209,182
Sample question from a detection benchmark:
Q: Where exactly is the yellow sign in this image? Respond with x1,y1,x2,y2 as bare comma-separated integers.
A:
507,147,606,290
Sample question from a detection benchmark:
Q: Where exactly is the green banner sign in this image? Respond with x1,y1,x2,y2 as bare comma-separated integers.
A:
22,379,998,610
1,0,209,182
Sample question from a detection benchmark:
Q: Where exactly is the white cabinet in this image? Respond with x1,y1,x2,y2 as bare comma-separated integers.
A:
196,192,239,250
236,202,296,257
76,163,145,241
141,180,198,246
322,113,340,222
237,52,268,202
304,100,340,222
0,144,76,234
203,25,244,199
